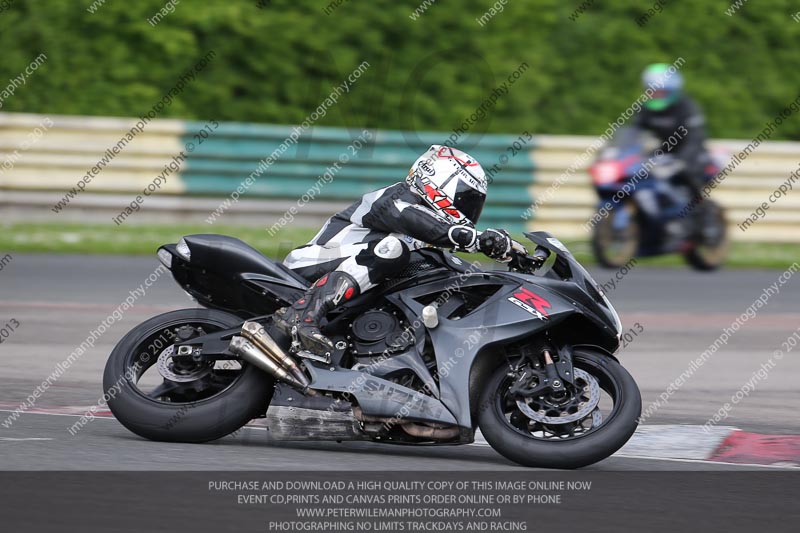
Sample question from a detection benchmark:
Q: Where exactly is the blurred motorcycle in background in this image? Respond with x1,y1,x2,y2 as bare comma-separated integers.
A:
588,127,729,270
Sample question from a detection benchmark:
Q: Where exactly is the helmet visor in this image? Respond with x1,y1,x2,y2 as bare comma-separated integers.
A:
645,89,676,111
453,180,485,224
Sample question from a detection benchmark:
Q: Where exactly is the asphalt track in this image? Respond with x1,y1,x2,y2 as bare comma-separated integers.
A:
1,253,799,471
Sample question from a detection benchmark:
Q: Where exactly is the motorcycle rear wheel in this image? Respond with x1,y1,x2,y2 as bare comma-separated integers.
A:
684,200,729,271
103,308,274,443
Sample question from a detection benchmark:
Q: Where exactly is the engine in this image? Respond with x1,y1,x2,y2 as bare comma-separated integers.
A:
348,310,413,357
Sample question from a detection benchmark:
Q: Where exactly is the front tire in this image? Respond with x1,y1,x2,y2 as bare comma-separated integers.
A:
103,308,275,443
478,349,641,469
591,202,639,269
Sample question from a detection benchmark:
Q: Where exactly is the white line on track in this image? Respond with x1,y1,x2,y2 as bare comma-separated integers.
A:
0,437,54,441
610,453,800,469
239,425,799,469
0,300,177,313
2,410,797,470
0,409,105,419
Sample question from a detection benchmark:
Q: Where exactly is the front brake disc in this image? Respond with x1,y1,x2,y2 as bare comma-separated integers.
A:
515,368,601,425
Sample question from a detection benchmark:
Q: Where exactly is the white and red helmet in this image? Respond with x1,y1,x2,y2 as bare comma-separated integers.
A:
406,145,488,225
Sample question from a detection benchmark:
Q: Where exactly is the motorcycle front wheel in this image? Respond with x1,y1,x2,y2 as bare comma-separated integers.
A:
478,348,641,469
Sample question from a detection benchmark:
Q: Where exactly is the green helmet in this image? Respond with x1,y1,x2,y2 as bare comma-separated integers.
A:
642,63,683,111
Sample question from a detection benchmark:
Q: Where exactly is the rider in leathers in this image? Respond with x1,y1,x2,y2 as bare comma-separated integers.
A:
276,145,525,358
635,63,710,198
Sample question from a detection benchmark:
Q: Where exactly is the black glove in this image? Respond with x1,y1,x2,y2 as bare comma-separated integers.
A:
478,228,513,260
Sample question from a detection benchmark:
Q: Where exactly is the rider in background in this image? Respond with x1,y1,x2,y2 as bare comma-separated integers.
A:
635,63,710,201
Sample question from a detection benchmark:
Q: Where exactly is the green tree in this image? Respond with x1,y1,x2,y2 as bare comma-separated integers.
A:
0,0,798,139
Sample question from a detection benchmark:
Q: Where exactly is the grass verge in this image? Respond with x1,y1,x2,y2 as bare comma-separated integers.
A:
1,222,797,269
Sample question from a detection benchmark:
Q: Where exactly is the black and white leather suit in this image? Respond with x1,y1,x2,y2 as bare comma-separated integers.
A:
283,181,480,291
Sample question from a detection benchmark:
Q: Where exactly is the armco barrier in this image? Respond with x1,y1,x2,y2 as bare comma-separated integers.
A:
1,112,798,242
0,113,534,231
530,135,800,242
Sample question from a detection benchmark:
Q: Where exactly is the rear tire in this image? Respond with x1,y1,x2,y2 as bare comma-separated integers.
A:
684,200,729,271
478,349,640,469
103,308,275,443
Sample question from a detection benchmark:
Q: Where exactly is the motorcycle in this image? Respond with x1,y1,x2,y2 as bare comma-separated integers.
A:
589,127,729,270
104,231,641,469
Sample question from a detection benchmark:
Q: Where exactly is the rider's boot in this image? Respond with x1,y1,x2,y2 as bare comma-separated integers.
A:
274,272,360,357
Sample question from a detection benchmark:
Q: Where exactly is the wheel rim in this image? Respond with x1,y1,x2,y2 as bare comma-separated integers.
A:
495,356,624,441
123,319,246,406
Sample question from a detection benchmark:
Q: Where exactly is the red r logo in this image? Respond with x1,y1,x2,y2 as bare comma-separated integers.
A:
513,288,551,318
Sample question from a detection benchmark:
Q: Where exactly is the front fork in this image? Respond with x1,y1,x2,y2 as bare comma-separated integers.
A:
594,187,634,233
609,201,632,232
508,342,576,398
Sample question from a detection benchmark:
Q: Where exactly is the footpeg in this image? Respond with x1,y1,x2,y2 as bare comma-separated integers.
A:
229,336,310,392
295,350,331,364
241,321,309,386
289,326,332,364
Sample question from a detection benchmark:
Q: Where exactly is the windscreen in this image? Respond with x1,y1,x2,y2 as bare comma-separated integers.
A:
523,231,622,337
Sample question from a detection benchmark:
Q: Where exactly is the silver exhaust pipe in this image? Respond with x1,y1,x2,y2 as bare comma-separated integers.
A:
229,336,312,393
240,321,310,388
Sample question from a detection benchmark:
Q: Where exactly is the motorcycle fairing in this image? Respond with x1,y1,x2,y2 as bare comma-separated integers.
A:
160,232,622,435
159,235,308,317
303,365,459,427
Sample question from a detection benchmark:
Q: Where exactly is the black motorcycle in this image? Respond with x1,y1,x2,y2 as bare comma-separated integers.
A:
104,231,641,469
